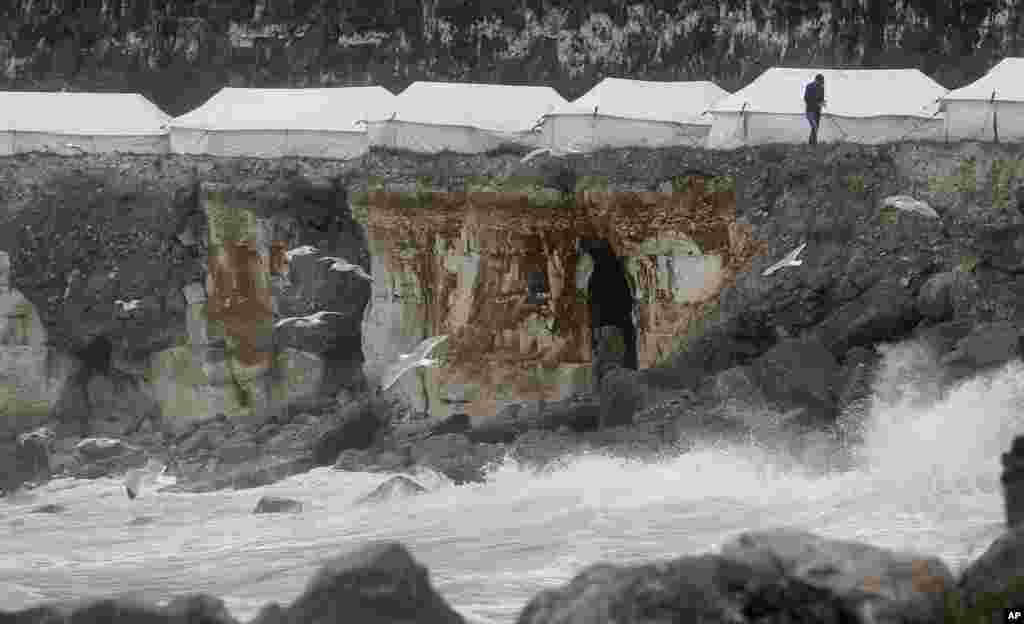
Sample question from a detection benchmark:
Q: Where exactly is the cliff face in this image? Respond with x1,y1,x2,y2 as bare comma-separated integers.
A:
3,139,1024,439
357,179,763,420
0,156,370,437
0,1,1019,116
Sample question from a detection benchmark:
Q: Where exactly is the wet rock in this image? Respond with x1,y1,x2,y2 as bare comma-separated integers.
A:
939,320,1022,380
426,412,470,436
916,270,977,322
813,278,921,357
253,495,304,514
406,433,505,484
721,528,952,624
250,602,286,624
31,503,66,514
2,427,53,493
311,395,395,466
215,441,264,466
74,436,129,460
747,336,839,426
833,346,880,419
598,367,650,429
280,542,466,624
976,223,1024,274
1003,436,1024,529
958,525,1024,618
881,195,940,219
355,475,427,505
517,551,847,624
163,593,240,624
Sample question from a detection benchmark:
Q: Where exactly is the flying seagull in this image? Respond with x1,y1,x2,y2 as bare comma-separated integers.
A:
273,310,343,329
762,243,807,277
124,459,167,500
319,257,373,281
285,245,320,261
115,299,141,312
377,335,449,394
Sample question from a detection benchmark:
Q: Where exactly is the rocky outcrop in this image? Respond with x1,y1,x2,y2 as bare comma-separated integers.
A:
253,495,304,514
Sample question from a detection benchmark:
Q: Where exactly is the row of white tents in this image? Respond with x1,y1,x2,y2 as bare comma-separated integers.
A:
2,58,1023,158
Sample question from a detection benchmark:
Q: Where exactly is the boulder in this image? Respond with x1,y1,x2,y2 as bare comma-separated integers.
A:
747,337,839,426
881,195,940,219
957,525,1024,619
940,320,1022,380
75,436,129,460
813,278,921,357
426,412,470,437
279,542,466,624
833,346,880,419
253,495,304,514
355,475,427,505
163,593,240,624
975,223,1024,274
311,395,394,466
720,528,952,624
599,367,650,429
406,433,505,484
1004,436,1024,529
334,446,413,473
517,552,847,624
916,271,978,322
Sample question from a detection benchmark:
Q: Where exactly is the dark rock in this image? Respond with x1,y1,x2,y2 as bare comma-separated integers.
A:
916,270,978,322
74,437,129,460
253,495,304,514
833,346,880,418
406,434,505,484
426,412,470,436
1003,435,1024,529
249,603,286,624
31,503,67,514
720,529,952,624
912,318,976,358
311,395,393,466
215,442,264,466
957,525,1024,619
747,337,839,425
516,551,848,624
280,542,466,624
940,320,1022,381
598,367,651,429
975,223,1024,273
813,278,921,357
163,593,240,624
355,475,427,505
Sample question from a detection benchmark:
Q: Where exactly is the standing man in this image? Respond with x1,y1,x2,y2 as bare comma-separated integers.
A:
804,74,826,145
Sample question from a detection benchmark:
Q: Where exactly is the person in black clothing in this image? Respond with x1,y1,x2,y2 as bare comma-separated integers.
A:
804,74,826,145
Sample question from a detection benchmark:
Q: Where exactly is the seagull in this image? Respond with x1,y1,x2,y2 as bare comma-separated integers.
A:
762,243,807,276
273,310,343,329
123,459,167,500
115,299,142,312
285,245,320,261
377,335,449,394
319,257,373,281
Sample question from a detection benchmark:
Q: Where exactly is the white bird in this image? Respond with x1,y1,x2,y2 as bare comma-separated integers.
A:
123,459,167,500
115,299,141,312
762,243,807,276
285,245,320,261
273,310,343,329
520,147,551,163
377,335,449,394
319,257,373,281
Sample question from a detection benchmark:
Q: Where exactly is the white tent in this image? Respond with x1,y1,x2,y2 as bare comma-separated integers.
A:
170,86,396,159
366,81,568,154
539,78,729,153
0,92,170,156
706,68,947,149
940,58,1024,142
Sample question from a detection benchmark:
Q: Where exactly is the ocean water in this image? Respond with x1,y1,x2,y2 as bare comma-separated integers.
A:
0,338,1017,623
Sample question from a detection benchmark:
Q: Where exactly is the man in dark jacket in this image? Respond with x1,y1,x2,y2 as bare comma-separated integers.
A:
804,74,826,145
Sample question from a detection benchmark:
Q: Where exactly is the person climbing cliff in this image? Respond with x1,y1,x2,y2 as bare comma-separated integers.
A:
804,74,826,145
